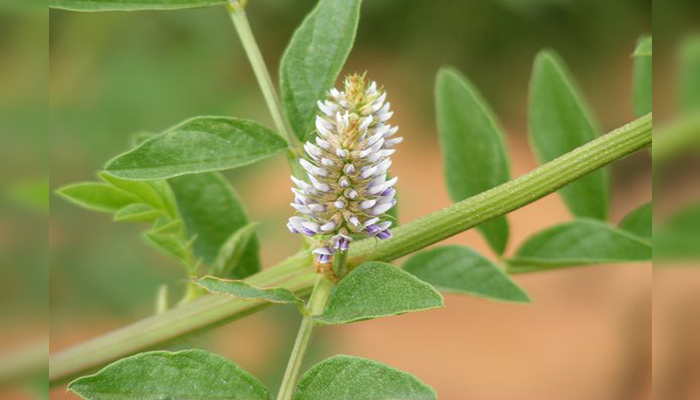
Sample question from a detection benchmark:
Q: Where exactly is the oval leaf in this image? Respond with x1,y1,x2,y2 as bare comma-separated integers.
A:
435,67,511,254
196,275,303,305
619,201,652,241
633,36,652,116
529,50,609,220
279,0,362,141
49,0,226,12
169,172,261,278
68,349,271,400
313,262,443,325
293,355,436,400
507,219,652,273
57,183,137,213
403,245,530,303
104,116,287,180
211,222,260,277
114,203,163,222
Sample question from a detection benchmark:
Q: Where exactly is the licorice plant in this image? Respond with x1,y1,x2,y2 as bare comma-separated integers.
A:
50,0,653,399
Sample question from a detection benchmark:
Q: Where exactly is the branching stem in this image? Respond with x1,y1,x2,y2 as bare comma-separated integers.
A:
48,114,652,386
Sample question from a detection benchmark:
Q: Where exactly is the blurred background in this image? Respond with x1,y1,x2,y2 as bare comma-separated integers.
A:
4,0,699,398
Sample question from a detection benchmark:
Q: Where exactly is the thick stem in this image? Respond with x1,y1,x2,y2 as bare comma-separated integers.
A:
349,113,653,264
227,1,299,151
48,114,652,386
276,273,335,400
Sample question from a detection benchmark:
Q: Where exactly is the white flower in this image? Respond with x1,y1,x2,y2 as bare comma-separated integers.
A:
287,74,401,263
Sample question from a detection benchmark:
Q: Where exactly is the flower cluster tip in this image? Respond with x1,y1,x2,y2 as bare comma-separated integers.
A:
287,74,401,263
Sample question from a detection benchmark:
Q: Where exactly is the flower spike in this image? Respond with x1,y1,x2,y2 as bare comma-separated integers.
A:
288,74,400,263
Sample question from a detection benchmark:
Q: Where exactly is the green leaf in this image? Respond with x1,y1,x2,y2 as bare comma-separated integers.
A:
151,218,185,235
619,201,652,241
143,230,190,262
210,222,260,277
633,36,652,57
196,275,303,305
680,35,700,114
114,203,163,222
403,246,530,303
529,50,609,220
168,172,261,278
313,262,443,324
57,183,137,213
279,0,362,141
435,67,511,254
131,131,156,147
68,349,271,400
49,0,226,12
507,219,651,273
104,117,287,180
293,355,436,400
633,36,652,116
99,172,174,216
149,180,179,218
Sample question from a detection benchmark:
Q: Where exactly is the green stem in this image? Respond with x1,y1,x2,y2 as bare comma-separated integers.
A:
227,1,299,151
276,273,335,400
349,113,653,265
48,114,651,387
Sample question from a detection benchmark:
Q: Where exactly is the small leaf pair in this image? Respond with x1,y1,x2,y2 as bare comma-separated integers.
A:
58,172,177,222
57,116,272,279
69,350,437,400
435,47,611,256
198,261,444,324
